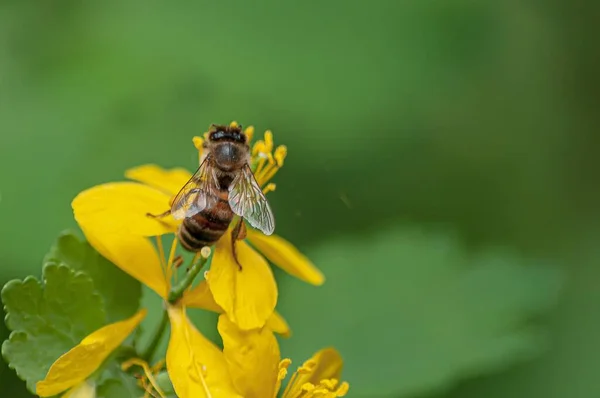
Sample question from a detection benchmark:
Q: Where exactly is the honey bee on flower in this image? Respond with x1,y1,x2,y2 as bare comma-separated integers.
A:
72,121,323,330
148,122,275,269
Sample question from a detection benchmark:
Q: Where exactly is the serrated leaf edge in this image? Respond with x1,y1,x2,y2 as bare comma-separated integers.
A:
1,262,108,393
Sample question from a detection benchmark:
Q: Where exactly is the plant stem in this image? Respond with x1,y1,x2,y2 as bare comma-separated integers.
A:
168,250,210,304
141,309,169,362
141,250,210,362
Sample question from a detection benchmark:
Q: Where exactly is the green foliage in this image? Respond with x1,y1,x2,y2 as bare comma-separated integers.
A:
44,231,142,322
1,234,145,395
1,1,598,397
155,370,176,396
278,227,564,397
1,263,106,392
96,364,143,398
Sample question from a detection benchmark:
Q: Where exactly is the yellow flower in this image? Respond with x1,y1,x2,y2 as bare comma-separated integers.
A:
37,238,243,398
217,315,350,398
36,309,147,397
72,122,324,330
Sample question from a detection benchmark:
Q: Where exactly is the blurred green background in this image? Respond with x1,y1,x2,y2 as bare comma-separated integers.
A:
1,0,599,397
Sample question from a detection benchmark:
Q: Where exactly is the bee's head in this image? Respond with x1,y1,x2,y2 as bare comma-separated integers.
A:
207,124,249,171
208,124,246,144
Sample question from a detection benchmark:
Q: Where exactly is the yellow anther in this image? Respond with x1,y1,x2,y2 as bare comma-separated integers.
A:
192,136,204,151
279,358,292,369
203,131,209,140
277,367,288,381
264,130,274,152
230,121,239,128
252,140,267,156
244,125,254,142
193,136,205,162
335,382,349,396
320,379,338,389
262,183,276,195
200,246,211,258
274,145,287,167
298,359,317,374
302,382,316,391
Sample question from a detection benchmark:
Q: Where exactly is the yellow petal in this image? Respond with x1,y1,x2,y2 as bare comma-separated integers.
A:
81,226,168,299
73,182,177,237
266,311,292,338
166,306,240,398
36,310,147,397
285,348,344,396
208,232,277,330
246,229,324,286
125,164,193,197
180,281,223,312
217,315,280,398
61,380,96,398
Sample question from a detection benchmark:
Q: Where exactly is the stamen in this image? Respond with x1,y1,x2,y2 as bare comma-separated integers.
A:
262,183,276,195
192,136,204,163
155,236,166,274
301,382,316,392
334,382,349,396
122,358,167,398
165,237,179,284
264,130,274,152
230,121,239,128
278,367,288,381
298,359,317,374
259,164,280,186
281,360,298,398
252,140,267,157
274,145,287,167
255,156,276,185
275,362,290,398
244,125,254,142
150,359,165,374
254,155,268,176
192,136,204,151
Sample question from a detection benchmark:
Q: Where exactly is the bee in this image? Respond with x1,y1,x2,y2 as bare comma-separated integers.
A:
149,124,275,266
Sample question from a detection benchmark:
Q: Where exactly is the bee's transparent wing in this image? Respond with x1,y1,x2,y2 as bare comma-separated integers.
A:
170,157,219,220
228,164,275,235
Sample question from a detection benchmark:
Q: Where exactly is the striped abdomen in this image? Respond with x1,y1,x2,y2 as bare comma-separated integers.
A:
177,180,234,252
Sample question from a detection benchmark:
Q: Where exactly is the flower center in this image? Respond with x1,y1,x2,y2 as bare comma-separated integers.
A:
193,121,287,195
279,358,349,398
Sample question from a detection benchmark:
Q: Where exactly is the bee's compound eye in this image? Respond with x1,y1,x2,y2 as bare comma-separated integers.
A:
211,131,225,140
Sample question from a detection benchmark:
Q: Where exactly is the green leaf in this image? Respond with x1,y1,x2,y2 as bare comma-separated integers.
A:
155,370,175,395
96,363,143,398
278,227,564,397
1,263,106,393
44,231,142,323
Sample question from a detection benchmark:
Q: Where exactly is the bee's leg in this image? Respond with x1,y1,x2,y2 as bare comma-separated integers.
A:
146,209,172,218
230,218,247,270
173,255,184,269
